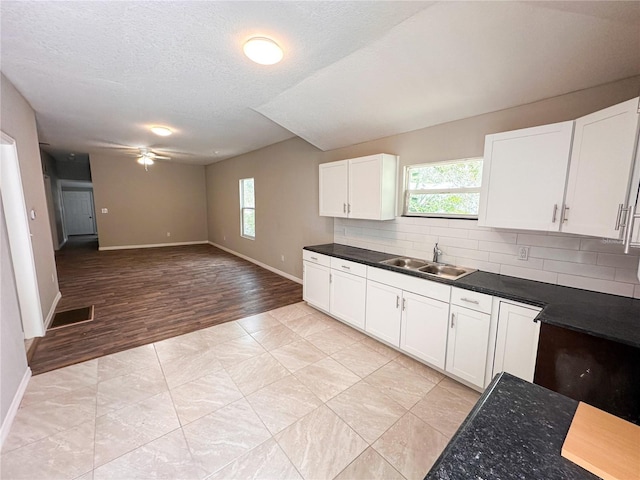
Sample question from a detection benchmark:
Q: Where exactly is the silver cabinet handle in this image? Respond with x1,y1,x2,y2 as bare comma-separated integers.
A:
343,203,347,213
450,313,455,328
460,297,479,305
347,203,351,214
562,206,570,223
329,273,332,283
310,256,318,261
402,298,406,311
341,265,350,270
396,295,400,308
615,203,628,231
552,204,558,223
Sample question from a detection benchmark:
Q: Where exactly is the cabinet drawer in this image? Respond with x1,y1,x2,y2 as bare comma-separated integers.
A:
330,257,367,277
367,266,450,303
303,250,331,267
451,287,492,314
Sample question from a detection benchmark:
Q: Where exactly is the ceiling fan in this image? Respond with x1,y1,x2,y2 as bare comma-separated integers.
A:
136,148,170,171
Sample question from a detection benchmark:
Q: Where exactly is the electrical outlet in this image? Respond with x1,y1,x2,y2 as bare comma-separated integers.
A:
518,246,529,261
101,208,108,214
166,232,171,237
281,255,285,262
223,235,226,241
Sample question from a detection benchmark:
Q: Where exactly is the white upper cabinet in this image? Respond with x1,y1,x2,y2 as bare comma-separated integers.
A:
563,98,640,238
478,97,640,240
319,154,397,220
319,160,349,218
478,121,574,231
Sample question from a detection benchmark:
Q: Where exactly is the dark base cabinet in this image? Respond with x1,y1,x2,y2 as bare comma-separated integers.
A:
534,323,640,425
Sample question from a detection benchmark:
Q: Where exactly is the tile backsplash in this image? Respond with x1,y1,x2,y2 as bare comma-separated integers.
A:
334,217,640,299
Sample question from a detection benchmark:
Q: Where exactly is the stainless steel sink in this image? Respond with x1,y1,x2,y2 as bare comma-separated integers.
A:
379,257,476,280
380,257,429,269
418,264,473,280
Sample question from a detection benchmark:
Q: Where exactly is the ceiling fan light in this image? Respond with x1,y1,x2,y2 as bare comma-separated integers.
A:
243,37,283,65
150,126,172,136
137,157,154,166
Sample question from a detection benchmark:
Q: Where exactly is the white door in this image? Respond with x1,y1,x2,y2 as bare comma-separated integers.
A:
493,302,541,383
319,161,348,217
62,190,96,235
303,261,330,312
478,121,573,231
330,270,366,329
400,291,449,369
446,305,491,388
348,155,382,220
563,97,640,238
365,280,402,347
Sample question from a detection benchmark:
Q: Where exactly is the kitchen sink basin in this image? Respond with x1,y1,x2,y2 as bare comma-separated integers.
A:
380,257,429,269
379,257,476,280
418,264,472,279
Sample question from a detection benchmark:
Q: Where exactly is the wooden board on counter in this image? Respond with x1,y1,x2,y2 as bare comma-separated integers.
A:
562,402,640,480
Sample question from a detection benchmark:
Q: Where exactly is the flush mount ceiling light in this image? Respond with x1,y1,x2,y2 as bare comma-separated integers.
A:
243,37,283,65
150,126,172,136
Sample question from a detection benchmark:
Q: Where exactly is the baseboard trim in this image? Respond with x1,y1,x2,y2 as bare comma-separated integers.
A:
0,367,31,448
208,242,302,285
99,241,208,251
43,290,62,330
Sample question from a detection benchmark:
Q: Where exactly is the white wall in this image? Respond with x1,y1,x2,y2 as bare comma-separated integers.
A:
0,197,30,440
335,216,640,299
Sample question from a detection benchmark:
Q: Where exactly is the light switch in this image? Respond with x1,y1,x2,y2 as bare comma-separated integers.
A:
30,209,36,220
101,208,108,214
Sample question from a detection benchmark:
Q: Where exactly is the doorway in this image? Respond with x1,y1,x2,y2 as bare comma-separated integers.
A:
61,189,96,236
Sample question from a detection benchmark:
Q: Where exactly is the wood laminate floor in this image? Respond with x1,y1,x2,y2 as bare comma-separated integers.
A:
29,238,302,375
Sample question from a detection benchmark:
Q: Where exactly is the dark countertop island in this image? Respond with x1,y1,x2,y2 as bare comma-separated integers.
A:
425,372,598,480
304,243,640,348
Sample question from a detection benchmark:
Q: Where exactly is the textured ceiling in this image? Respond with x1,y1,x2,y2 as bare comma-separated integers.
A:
1,1,639,165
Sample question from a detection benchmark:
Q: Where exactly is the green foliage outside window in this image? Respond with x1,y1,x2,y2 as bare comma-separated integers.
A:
405,159,482,217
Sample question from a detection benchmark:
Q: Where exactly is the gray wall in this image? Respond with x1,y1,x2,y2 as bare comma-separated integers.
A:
90,153,208,248
0,197,29,431
1,73,60,325
205,76,640,282
206,137,335,278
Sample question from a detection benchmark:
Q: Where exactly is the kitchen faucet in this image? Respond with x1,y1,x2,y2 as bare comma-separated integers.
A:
433,243,442,263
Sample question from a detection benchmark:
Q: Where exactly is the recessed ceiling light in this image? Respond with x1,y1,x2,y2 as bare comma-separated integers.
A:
150,126,172,136
243,37,283,65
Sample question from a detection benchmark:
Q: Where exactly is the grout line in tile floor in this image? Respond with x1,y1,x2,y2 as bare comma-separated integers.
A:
1,302,480,480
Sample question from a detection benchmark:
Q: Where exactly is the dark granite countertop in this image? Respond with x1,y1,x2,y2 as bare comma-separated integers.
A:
303,243,640,348
425,372,598,479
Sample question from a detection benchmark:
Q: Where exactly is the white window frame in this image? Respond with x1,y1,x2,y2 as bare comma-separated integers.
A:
239,177,255,240
403,157,483,219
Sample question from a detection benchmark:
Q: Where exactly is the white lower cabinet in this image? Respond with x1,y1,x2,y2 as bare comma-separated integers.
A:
330,269,366,329
446,305,491,388
365,280,402,347
493,302,541,382
302,261,330,312
400,291,449,370
303,251,367,330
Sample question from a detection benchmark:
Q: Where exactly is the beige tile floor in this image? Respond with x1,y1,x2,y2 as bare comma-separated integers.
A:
1,302,481,480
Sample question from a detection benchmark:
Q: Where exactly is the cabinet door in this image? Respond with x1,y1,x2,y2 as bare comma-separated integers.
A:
493,302,541,383
365,280,402,347
302,261,330,312
348,155,383,220
330,270,366,329
478,121,573,231
319,160,348,217
446,305,491,388
400,291,449,369
563,98,640,238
